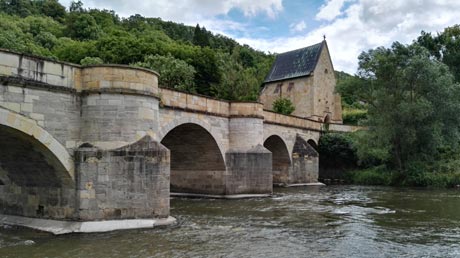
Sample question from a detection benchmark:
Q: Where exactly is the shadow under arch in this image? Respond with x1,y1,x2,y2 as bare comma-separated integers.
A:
0,123,76,219
307,139,318,151
160,123,226,195
263,135,291,185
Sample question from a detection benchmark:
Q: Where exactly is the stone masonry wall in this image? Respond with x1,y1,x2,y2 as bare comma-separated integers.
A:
0,84,81,151
225,145,272,195
260,76,315,118
312,44,342,123
75,136,170,220
80,93,160,150
291,136,319,183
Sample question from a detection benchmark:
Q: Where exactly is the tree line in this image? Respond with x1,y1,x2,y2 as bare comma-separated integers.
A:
332,25,460,186
0,0,274,101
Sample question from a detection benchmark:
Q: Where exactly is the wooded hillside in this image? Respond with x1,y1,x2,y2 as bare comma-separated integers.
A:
0,0,275,100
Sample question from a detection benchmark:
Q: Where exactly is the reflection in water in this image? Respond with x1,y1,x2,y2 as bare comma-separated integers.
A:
1,186,460,258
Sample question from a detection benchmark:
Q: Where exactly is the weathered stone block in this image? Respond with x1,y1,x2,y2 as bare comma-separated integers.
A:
75,136,170,220
225,145,272,195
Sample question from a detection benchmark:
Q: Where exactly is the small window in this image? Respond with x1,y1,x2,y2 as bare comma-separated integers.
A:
325,68,328,74
287,82,294,92
273,83,282,94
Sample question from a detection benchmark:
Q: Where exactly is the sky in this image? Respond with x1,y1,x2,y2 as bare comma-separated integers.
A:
59,0,460,74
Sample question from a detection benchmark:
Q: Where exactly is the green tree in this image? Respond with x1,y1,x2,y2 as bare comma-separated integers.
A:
53,37,96,63
135,54,196,93
0,14,52,56
193,24,210,47
353,42,460,171
0,0,34,17
418,25,460,82
80,56,103,65
95,31,148,64
38,0,66,21
69,0,84,13
273,98,295,115
66,13,101,40
212,52,260,101
190,47,221,96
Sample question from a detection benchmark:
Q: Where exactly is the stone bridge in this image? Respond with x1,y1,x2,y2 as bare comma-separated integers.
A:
0,49,357,233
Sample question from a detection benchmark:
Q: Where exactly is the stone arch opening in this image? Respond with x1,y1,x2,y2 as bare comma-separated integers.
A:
161,123,226,195
324,114,331,123
0,125,75,219
307,139,318,151
263,135,291,185
291,136,319,184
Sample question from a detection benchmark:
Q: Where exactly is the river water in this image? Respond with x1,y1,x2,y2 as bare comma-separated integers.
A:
1,186,460,258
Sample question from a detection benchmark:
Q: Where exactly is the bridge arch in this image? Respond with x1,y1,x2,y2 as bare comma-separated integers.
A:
263,134,291,184
0,107,76,218
0,107,74,180
159,117,225,157
307,139,318,150
160,122,227,194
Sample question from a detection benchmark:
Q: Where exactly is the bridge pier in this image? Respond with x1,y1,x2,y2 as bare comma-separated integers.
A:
290,136,319,185
226,105,273,195
75,136,170,220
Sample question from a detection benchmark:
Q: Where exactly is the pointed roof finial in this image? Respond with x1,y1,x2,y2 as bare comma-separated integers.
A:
323,34,326,41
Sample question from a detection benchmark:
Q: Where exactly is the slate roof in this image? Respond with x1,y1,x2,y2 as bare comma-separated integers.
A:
264,41,325,83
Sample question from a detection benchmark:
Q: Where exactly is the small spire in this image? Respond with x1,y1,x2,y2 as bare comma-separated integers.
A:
323,34,326,41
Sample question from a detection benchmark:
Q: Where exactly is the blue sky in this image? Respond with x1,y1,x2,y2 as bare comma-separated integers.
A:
217,1,323,40
59,0,460,74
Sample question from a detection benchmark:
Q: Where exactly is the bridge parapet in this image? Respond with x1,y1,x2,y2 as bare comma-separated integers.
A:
0,49,79,89
0,49,159,96
229,102,264,118
263,110,322,131
160,88,230,116
328,123,363,132
81,66,159,95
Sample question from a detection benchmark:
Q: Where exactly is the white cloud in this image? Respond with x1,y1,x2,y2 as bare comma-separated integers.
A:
289,21,307,33
60,0,282,21
238,0,460,74
59,0,282,45
316,0,348,21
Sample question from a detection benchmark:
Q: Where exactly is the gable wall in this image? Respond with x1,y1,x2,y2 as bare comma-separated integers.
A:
312,45,342,122
259,76,314,117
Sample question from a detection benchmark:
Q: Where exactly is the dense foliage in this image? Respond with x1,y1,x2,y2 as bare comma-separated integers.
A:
352,42,460,172
330,28,460,187
318,133,358,169
336,71,368,125
272,98,295,115
0,0,274,100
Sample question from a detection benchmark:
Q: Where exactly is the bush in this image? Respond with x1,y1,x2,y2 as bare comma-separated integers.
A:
403,171,460,187
347,167,392,185
80,56,104,65
272,97,295,115
319,133,358,169
342,108,367,125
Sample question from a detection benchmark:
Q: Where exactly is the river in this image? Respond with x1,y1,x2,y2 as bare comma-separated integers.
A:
1,186,460,258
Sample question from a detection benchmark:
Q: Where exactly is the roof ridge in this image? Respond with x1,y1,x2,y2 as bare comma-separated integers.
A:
263,41,326,84
276,41,323,55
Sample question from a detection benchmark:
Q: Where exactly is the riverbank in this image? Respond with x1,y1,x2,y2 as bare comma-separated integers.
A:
346,167,460,188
